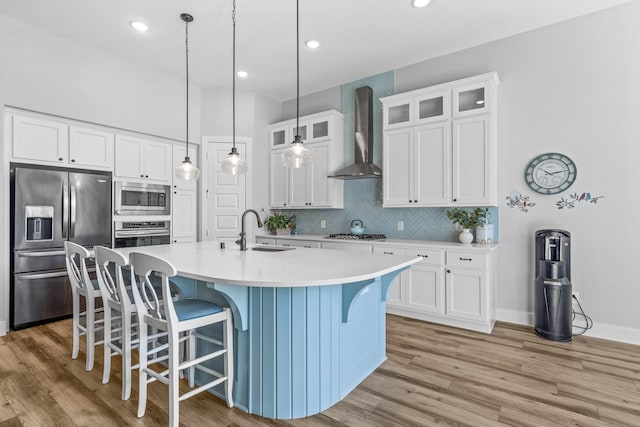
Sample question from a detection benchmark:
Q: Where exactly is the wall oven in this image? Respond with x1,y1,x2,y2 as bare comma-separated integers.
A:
114,221,171,248
115,181,170,216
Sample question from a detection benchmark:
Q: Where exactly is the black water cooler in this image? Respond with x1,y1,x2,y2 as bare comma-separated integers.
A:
534,229,572,341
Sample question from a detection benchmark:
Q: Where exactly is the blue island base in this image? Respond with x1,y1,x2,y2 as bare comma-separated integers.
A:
174,270,402,420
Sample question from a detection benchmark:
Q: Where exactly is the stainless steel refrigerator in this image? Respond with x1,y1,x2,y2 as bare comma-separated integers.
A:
10,165,112,329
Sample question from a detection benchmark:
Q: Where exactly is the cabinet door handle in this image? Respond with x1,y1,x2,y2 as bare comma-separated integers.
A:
418,254,428,258
140,174,144,178
447,269,451,273
383,251,394,255
145,175,149,178
58,157,64,161
414,200,418,203
303,245,312,248
453,198,458,202
459,257,473,261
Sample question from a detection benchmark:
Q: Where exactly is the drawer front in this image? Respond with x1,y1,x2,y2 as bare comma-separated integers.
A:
373,246,407,256
405,248,443,266
322,242,372,253
277,239,321,249
446,251,488,269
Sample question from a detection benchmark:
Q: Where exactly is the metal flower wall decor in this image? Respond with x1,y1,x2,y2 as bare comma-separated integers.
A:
556,192,604,209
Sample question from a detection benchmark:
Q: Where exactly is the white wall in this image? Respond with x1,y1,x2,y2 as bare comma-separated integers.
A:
0,16,203,334
200,87,280,216
395,2,640,337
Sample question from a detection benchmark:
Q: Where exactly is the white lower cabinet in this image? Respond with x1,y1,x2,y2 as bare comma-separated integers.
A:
377,245,495,333
172,189,197,243
254,235,497,333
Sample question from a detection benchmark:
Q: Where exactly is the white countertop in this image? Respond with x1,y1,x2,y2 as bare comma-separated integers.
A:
116,241,420,287
256,234,499,252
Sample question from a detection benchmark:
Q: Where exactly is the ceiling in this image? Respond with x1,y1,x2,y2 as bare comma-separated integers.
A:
0,0,630,102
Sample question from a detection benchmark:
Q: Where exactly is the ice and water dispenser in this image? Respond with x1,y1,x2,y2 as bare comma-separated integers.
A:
534,229,572,341
24,206,54,241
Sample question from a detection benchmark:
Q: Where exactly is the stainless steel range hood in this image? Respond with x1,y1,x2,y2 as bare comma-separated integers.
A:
329,86,382,179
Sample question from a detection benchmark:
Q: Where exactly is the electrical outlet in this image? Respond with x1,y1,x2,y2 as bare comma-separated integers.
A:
397,221,404,231
320,219,326,229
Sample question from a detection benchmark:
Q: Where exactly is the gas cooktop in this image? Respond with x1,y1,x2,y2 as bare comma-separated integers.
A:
326,233,387,240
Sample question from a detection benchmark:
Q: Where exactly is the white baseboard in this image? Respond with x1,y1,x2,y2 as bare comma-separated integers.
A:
0,321,7,336
496,309,640,346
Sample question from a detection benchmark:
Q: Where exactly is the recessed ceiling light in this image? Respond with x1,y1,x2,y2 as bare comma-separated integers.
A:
305,40,320,49
130,21,149,32
237,70,248,78
411,0,431,8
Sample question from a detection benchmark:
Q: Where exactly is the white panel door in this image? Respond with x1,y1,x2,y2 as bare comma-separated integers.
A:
114,135,143,179
12,114,68,163
382,128,412,206
206,142,247,246
69,125,114,169
172,189,197,241
445,267,486,321
452,115,491,205
414,122,451,206
309,142,331,207
269,150,289,208
144,141,172,183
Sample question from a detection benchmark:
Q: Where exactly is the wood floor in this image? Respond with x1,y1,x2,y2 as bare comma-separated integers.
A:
1,315,640,426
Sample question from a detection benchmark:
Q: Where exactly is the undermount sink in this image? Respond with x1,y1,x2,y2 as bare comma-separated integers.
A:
251,246,295,252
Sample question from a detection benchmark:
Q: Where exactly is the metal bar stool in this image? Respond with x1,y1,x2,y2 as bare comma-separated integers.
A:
63,241,104,371
129,252,234,427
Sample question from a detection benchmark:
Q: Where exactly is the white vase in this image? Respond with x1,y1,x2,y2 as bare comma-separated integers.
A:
459,229,473,244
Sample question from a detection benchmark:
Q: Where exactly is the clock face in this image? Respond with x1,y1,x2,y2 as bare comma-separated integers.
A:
525,153,577,195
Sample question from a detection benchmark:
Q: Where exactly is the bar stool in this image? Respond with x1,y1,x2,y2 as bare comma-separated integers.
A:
129,252,234,427
94,245,138,400
63,241,104,371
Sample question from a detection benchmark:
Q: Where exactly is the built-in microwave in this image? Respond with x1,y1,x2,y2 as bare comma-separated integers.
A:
114,182,170,216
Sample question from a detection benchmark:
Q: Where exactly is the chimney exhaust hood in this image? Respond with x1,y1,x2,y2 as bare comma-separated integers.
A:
329,86,382,180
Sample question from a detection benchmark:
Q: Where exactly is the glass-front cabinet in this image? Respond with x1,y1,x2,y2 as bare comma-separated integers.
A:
453,81,491,118
270,125,288,148
383,99,413,129
415,90,450,124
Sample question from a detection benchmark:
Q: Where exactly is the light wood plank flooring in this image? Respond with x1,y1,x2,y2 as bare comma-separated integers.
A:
1,315,640,426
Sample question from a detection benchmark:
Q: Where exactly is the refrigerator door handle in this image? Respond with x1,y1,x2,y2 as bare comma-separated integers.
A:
70,181,77,238
18,250,66,257
62,179,69,239
18,268,95,281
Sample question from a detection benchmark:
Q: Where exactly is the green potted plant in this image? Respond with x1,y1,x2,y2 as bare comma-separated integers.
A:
446,207,489,243
264,212,296,235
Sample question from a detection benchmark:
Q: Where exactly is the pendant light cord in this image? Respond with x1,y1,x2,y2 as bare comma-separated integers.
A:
232,0,237,150
184,17,190,159
295,0,300,138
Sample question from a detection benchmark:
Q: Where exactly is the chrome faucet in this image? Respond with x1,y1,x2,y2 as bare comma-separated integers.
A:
236,209,263,251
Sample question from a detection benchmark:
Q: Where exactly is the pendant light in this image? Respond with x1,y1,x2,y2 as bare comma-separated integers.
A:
175,13,201,181
282,0,312,168
220,0,248,175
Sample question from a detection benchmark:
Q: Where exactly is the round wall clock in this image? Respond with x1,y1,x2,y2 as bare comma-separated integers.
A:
525,153,577,195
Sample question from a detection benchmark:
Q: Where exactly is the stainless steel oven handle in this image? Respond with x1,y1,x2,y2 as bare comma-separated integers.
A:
18,268,95,281
18,250,66,257
115,230,170,237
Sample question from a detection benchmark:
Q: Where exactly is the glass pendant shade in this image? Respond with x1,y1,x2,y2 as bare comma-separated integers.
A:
175,157,201,180
220,147,247,175
282,135,312,168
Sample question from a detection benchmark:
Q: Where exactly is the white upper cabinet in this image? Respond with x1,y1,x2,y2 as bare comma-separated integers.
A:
268,110,344,209
69,125,114,169
381,72,499,207
115,135,172,184
10,114,113,170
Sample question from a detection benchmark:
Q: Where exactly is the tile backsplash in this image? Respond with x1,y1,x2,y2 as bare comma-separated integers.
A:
278,179,500,242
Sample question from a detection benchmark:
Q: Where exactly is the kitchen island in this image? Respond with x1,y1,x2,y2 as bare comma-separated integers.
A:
117,241,420,419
